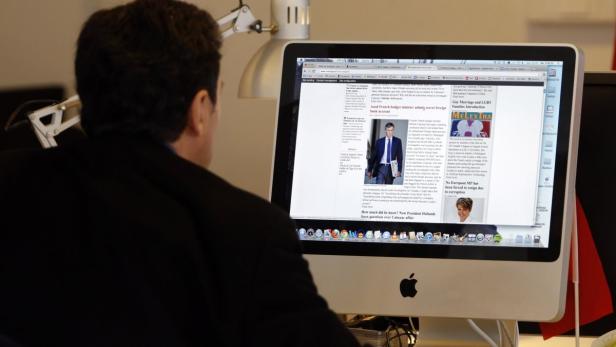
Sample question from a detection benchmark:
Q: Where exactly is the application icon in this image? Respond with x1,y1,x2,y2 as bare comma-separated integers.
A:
409,231,417,241
416,232,424,240
524,234,532,244
299,228,306,238
383,231,391,239
400,232,408,240
485,234,493,242
358,232,364,239
307,228,315,238
324,229,332,239
332,229,340,239
443,233,450,241
425,232,433,241
374,230,382,239
341,230,349,240
476,233,485,242
493,234,502,243
391,231,399,240
534,235,541,244
366,230,374,239
315,229,323,238
515,234,524,243
434,232,442,241
468,234,477,242
350,230,357,239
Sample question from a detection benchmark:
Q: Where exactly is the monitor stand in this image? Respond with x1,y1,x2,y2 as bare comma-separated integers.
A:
414,317,517,347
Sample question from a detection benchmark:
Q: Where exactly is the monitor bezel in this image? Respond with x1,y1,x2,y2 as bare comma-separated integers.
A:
271,42,579,262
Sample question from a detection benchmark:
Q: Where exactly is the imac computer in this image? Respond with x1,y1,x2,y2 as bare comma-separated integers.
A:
270,42,583,342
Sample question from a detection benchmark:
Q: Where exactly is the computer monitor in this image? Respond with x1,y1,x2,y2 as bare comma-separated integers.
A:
270,43,583,322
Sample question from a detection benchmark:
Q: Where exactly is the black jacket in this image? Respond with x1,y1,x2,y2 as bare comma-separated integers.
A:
0,135,359,347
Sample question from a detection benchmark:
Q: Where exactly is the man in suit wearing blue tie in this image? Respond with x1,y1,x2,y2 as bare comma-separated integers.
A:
367,122,404,184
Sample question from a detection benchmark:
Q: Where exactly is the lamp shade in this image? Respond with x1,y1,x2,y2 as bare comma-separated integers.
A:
238,0,310,99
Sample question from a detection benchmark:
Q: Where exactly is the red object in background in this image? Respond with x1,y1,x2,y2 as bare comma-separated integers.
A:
539,197,613,339
613,41,616,70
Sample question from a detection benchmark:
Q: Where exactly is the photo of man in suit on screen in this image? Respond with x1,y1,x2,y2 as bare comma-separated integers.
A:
366,122,404,185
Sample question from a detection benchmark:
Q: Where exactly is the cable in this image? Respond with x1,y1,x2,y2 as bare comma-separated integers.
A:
4,99,58,131
466,319,498,347
497,320,514,347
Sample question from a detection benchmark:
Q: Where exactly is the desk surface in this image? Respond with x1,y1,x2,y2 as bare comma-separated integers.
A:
519,335,595,347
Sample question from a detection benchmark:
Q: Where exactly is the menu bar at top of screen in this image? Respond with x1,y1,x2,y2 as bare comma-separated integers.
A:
301,62,548,84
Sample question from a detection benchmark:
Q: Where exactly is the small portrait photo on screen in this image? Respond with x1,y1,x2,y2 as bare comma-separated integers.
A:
365,119,408,185
444,196,485,224
450,112,492,138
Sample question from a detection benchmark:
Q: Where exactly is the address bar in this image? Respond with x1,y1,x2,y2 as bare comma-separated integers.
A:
312,69,543,78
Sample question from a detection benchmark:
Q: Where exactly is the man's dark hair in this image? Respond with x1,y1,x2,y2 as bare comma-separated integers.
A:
75,0,222,142
385,122,395,129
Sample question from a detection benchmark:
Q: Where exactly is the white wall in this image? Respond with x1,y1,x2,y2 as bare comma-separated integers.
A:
1,0,613,198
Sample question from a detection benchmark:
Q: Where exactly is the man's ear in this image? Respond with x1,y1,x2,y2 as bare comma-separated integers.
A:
186,89,213,136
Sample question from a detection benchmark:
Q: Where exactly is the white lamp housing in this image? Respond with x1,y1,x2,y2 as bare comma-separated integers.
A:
238,0,310,98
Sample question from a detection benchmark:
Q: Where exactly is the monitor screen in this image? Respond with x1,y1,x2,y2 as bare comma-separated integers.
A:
290,58,561,248
271,43,582,321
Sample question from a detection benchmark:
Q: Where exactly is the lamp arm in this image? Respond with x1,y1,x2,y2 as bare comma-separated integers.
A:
28,95,81,149
217,4,273,39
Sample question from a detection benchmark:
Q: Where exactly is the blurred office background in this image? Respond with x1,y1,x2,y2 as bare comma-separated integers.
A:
1,0,614,198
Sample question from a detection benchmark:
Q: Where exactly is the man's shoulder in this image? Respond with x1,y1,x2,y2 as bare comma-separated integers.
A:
205,177,293,230
0,147,66,184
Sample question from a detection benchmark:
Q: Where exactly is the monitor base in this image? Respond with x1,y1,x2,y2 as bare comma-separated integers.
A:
414,317,517,347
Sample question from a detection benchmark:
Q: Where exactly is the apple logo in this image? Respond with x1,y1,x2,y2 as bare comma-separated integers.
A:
400,273,418,298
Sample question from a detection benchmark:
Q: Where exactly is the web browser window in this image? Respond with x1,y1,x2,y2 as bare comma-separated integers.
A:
289,58,563,248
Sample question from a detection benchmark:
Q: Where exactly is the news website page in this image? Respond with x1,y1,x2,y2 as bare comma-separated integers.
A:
289,58,563,248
